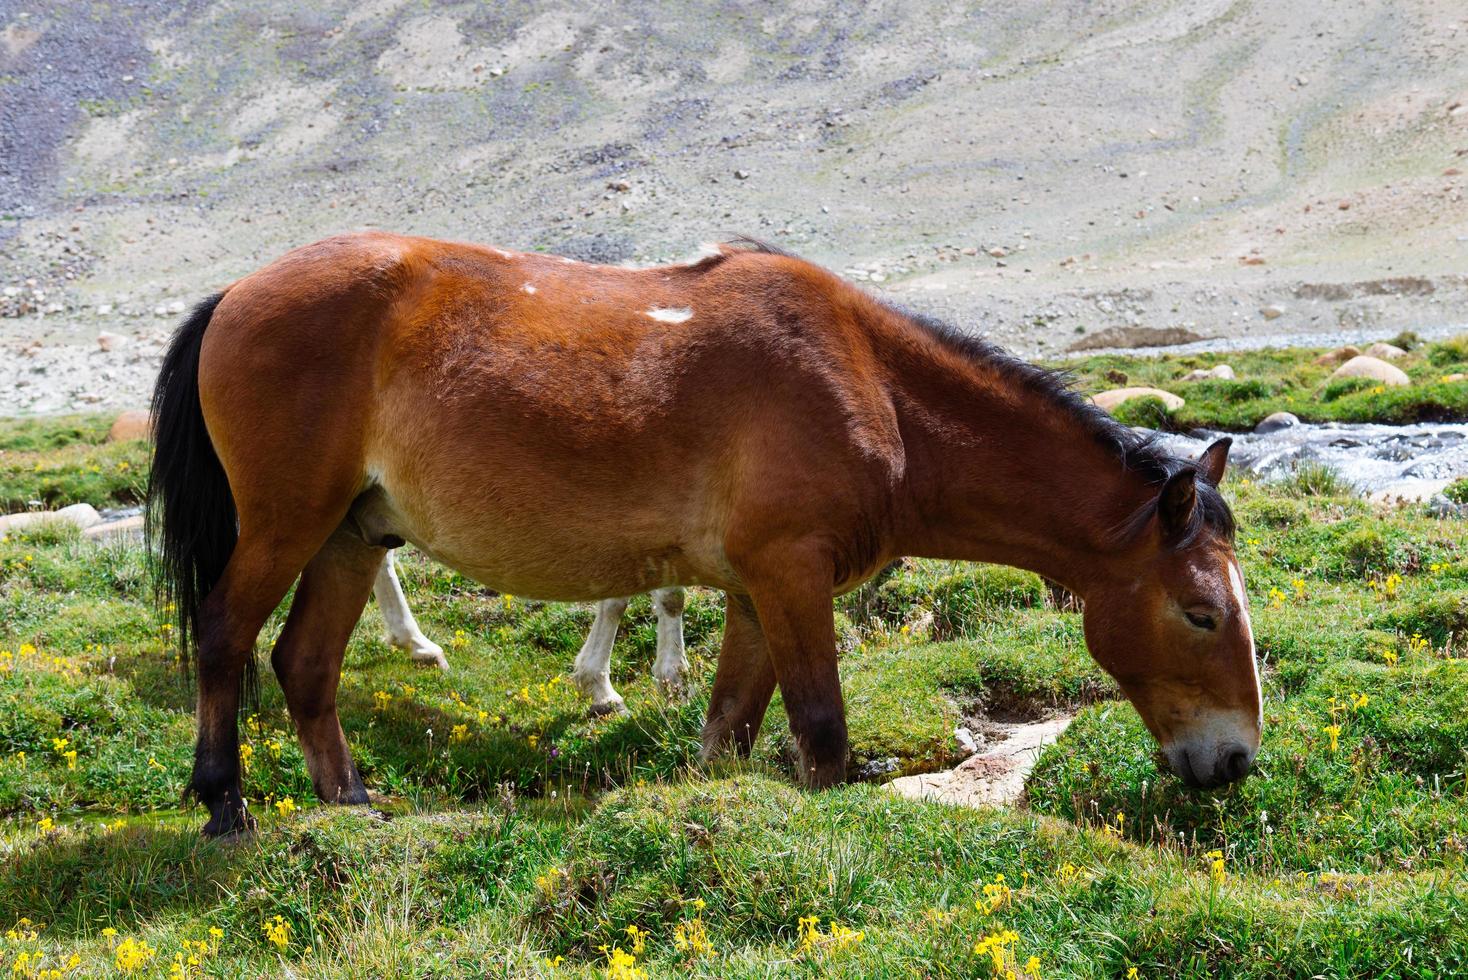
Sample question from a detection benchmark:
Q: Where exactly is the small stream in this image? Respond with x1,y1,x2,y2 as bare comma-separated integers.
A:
1154,420,1468,502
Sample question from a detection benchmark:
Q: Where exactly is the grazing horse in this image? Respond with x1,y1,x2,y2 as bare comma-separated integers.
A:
148,234,1261,837
375,550,688,715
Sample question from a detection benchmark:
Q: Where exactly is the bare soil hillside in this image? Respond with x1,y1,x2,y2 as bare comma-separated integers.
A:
2,1,1467,412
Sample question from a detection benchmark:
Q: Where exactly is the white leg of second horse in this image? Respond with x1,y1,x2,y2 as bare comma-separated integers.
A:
650,587,689,698
374,551,448,670
572,597,630,716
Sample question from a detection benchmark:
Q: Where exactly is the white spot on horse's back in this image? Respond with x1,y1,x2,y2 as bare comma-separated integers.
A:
521,282,537,294
645,306,693,323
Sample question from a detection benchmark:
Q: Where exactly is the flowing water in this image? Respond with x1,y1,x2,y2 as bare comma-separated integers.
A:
1154,421,1468,501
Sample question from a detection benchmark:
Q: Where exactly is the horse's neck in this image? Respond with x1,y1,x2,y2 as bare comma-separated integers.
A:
888,350,1150,594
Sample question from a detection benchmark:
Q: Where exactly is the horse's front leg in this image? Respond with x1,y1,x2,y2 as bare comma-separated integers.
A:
572,597,631,715
374,551,447,670
650,587,689,697
710,543,847,788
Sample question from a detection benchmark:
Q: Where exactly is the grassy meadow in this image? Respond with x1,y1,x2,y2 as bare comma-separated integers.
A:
2,364,1467,978
1063,332,1468,431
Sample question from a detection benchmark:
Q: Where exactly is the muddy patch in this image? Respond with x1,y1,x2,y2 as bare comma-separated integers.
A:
1067,325,1209,352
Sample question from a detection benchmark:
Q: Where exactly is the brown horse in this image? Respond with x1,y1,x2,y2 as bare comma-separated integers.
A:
148,233,1260,837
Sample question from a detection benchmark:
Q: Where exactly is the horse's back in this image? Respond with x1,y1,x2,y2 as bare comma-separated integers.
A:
197,232,898,597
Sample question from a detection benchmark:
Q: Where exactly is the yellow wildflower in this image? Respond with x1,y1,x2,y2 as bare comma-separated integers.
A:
673,917,718,959
262,915,291,950
600,946,645,980
115,937,157,973
1323,724,1342,753
976,873,1014,913
973,929,1019,973
273,797,296,818
1205,849,1226,883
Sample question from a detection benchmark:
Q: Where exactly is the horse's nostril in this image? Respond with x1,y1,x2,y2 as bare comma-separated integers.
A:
1220,746,1251,783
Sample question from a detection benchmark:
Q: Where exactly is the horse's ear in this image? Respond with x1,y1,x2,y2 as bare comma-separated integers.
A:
1197,437,1231,486
1158,468,1198,541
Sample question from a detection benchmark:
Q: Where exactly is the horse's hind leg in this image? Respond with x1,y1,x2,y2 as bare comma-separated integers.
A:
650,587,689,697
271,526,385,806
571,597,630,716
374,551,447,670
194,535,326,837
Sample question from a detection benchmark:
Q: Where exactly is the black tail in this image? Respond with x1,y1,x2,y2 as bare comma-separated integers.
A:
146,293,235,667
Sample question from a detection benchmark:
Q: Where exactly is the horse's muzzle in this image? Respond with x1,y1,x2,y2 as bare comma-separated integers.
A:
1168,740,1255,789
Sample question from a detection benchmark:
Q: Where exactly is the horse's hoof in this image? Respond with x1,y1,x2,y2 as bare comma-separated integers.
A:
409,649,449,671
202,806,256,841
587,698,629,718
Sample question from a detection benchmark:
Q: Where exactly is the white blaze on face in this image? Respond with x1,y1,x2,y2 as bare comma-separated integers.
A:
645,306,693,323
1227,559,1263,729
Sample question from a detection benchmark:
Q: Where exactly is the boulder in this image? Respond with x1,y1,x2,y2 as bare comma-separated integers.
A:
1330,355,1410,387
1313,345,1360,366
1260,304,1286,320
1364,342,1406,360
107,409,152,443
1254,411,1300,434
1181,364,1236,382
1092,387,1185,413
96,331,129,352
55,503,102,530
84,514,145,543
0,503,101,535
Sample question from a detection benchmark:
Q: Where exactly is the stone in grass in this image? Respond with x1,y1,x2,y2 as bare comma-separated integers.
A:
84,514,145,543
1254,411,1300,434
1330,355,1410,387
1092,387,1184,413
0,503,102,534
1181,364,1236,382
107,409,152,442
1313,345,1360,366
1364,342,1407,360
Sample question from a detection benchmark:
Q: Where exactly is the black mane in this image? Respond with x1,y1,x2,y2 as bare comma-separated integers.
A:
718,239,1234,544
895,306,1235,543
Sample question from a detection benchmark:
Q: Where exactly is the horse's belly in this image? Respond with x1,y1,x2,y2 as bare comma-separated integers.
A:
360,480,734,600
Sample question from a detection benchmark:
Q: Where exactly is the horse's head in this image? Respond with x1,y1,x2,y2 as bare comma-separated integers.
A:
1083,438,1261,789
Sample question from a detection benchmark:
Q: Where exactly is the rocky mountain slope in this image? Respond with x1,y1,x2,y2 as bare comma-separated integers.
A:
2,0,1467,412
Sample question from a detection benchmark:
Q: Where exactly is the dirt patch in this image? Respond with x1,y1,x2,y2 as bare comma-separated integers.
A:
885,716,1072,808
1067,325,1210,352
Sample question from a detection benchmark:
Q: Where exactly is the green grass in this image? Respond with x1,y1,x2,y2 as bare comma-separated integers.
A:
0,414,147,512
3,398,1468,976
1064,334,1468,430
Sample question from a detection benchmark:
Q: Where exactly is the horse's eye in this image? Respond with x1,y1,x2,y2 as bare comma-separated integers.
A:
1185,610,1217,630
